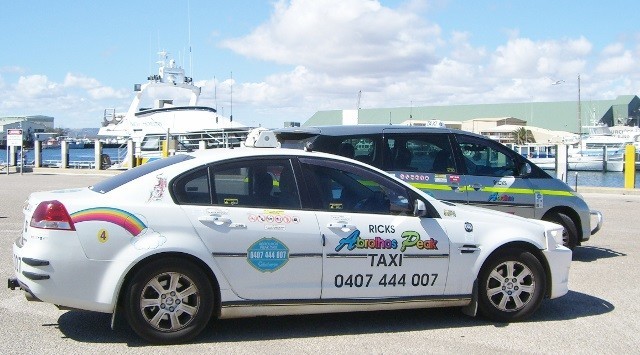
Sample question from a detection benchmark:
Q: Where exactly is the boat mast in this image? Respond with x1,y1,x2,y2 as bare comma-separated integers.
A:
577,74,582,146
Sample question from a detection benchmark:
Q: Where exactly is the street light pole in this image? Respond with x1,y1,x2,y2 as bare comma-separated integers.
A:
577,74,582,136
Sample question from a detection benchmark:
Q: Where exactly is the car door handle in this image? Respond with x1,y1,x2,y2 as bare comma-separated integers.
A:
469,183,483,191
448,183,462,192
459,245,480,254
327,222,357,232
198,216,232,225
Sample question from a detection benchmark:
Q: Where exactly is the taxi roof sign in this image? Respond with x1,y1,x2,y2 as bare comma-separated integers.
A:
244,128,280,148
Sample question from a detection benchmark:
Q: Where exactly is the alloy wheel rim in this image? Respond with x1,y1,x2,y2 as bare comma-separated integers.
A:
139,272,200,331
485,260,535,312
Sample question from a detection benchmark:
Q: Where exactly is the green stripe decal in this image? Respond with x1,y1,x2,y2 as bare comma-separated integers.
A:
408,182,574,197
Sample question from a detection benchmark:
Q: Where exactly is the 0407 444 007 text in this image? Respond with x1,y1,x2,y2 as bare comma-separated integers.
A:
333,273,439,288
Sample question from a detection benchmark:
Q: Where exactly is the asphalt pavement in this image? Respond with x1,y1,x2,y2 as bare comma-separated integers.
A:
1,173,639,354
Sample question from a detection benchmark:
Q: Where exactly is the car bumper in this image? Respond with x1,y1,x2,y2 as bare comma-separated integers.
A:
542,246,572,299
590,209,603,235
11,236,117,313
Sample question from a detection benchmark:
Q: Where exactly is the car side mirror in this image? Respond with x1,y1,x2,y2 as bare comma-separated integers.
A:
519,162,532,177
413,199,427,217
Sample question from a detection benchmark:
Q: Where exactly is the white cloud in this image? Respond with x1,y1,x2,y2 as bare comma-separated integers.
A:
63,73,101,89
217,0,632,117
16,75,60,98
596,50,635,75
64,73,128,100
602,43,624,56
222,0,442,76
489,37,592,78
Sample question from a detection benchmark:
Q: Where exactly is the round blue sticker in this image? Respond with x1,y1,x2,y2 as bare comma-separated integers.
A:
247,238,290,272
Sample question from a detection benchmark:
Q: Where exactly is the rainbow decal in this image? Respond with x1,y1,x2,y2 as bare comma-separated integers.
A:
70,207,147,236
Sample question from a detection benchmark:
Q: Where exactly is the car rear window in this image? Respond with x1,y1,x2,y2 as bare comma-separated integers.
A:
90,154,194,193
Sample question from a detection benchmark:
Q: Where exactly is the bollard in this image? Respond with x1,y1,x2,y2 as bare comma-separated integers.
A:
556,144,568,183
624,144,636,188
162,140,168,158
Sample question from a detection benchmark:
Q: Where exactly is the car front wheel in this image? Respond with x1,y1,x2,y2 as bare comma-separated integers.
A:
477,248,546,322
124,257,214,344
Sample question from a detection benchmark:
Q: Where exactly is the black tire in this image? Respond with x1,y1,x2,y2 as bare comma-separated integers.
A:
544,212,578,250
477,248,546,322
124,257,214,344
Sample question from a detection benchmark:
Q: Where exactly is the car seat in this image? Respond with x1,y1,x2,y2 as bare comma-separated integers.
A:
253,169,277,206
337,142,355,159
394,146,413,170
277,168,300,208
432,149,453,173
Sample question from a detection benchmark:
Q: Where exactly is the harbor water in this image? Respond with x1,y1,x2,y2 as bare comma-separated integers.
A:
1,148,638,188
1,147,122,166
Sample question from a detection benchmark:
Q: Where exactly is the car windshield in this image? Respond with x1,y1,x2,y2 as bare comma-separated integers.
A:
90,154,194,193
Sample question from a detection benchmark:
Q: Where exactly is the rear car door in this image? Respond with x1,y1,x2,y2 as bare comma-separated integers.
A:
298,157,450,299
455,134,536,218
174,158,323,300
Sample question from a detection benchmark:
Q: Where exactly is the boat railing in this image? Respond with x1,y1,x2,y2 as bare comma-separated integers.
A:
142,129,253,153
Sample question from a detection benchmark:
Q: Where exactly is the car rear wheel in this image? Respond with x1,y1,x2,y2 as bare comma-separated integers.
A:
124,257,214,344
477,248,546,322
544,212,578,250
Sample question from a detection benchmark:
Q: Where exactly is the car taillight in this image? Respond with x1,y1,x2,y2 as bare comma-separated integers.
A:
30,200,76,231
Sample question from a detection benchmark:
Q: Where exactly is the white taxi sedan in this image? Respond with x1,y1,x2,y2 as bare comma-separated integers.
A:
9,132,571,344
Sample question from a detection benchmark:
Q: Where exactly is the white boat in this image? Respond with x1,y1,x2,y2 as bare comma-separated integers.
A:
565,125,628,172
507,130,626,172
98,51,253,167
42,137,61,149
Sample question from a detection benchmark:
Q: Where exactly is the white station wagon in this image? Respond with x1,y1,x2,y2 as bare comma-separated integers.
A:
9,130,571,344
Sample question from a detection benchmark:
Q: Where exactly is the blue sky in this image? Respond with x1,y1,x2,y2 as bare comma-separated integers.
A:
1,0,639,128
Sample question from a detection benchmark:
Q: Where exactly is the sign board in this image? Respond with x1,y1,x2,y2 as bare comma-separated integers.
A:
7,129,23,147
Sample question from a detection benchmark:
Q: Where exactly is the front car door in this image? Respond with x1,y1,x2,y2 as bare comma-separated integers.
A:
297,157,450,299
174,157,322,300
455,134,536,218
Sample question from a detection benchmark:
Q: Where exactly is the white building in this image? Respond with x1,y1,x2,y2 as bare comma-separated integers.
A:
0,115,54,146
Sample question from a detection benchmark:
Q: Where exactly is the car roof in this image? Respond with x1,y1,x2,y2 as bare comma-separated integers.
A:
172,146,374,170
274,124,486,139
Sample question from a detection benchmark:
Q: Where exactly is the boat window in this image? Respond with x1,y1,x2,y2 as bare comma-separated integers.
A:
140,136,162,151
90,154,193,193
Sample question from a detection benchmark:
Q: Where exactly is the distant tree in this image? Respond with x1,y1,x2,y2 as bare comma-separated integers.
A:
512,127,536,144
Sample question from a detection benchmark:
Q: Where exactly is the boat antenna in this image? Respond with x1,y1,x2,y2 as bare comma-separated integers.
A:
230,71,233,122
214,75,218,123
